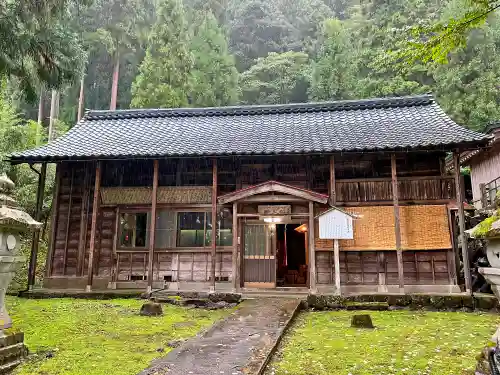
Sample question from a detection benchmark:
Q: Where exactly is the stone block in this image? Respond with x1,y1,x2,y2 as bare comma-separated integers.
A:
351,314,374,329
140,302,163,316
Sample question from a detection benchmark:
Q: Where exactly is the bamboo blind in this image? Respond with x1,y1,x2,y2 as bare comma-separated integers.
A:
315,205,451,251
101,187,212,205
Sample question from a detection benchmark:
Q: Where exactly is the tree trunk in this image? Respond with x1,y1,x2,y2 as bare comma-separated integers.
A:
48,90,59,142
110,51,120,110
36,86,44,146
77,76,85,122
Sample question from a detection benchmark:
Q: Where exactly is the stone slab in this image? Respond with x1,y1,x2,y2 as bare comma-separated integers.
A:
138,298,301,375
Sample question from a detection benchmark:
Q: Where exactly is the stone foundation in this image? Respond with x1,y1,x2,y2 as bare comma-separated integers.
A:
0,332,26,374
306,293,499,311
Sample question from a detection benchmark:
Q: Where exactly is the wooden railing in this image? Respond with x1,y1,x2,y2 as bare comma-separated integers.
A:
480,175,500,208
336,176,456,203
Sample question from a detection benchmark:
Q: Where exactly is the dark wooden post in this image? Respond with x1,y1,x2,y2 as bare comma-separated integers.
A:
308,201,317,293
27,163,47,290
45,164,61,278
147,160,159,293
86,161,102,292
77,163,90,276
210,159,218,292
391,154,404,293
330,155,336,205
453,152,472,293
232,202,239,292
479,183,487,209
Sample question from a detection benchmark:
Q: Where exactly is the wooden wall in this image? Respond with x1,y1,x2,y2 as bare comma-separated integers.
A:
470,140,500,207
47,152,454,288
316,250,453,285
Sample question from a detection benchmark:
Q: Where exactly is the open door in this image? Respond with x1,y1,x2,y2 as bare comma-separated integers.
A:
243,224,276,288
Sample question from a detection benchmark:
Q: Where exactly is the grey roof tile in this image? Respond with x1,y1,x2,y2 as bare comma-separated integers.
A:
10,94,489,162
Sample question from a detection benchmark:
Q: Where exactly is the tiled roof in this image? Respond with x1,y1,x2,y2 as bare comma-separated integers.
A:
10,94,489,162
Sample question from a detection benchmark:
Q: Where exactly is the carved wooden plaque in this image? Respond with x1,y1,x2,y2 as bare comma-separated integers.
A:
258,205,292,215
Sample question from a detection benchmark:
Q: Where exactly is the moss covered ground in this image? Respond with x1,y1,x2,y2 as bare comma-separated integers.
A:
7,297,230,375
267,310,500,375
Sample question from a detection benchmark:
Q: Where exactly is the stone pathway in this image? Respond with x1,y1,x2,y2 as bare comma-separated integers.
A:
139,298,301,375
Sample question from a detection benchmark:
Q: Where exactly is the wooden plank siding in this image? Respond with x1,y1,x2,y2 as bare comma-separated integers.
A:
316,250,452,285
470,141,500,208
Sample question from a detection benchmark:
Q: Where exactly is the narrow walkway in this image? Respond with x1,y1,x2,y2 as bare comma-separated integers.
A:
139,298,301,375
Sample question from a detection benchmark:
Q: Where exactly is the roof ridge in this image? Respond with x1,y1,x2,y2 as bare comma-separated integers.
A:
83,94,435,121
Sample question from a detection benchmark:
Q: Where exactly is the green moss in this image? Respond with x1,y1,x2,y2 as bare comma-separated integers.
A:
472,210,500,238
267,310,500,375
7,297,231,375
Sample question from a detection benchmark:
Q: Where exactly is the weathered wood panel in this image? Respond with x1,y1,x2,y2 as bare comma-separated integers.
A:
470,142,500,208
316,250,452,285
114,251,232,282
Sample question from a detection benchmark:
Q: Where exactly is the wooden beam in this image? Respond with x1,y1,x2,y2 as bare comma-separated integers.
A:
45,164,61,278
453,152,472,293
210,158,217,292
77,162,91,276
232,202,239,292
147,160,159,293
218,181,329,205
240,194,307,203
333,239,341,295
308,201,317,294
28,163,47,290
236,213,310,218
86,161,102,292
391,154,404,293
330,155,336,205
446,207,458,285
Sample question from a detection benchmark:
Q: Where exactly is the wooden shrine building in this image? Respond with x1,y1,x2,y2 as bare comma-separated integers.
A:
10,95,489,295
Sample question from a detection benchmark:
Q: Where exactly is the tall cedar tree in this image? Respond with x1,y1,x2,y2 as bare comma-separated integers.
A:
131,0,192,108
189,12,239,107
309,19,356,101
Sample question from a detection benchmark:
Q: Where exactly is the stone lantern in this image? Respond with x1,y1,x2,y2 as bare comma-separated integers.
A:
0,174,41,371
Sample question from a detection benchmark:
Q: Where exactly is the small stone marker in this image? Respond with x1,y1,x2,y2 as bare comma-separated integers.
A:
350,314,374,329
140,302,163,316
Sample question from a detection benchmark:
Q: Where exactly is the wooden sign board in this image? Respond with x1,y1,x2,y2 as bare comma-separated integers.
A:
318,208,354,240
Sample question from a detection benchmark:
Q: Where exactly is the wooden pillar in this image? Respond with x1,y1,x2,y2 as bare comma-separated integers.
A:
308,201,317,294
109,207,120,289
86,161,102,292
453,152,472,293
77,163,90,276
391,154,404,293
330,155,336,205
147,160,159,293
333,238,341,295
210,159,218,292
479,183,487,209
232,203,239,292
45,164,61,278
28,163,47,290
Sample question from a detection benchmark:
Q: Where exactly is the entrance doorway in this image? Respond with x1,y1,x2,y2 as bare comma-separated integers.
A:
276,224,307,287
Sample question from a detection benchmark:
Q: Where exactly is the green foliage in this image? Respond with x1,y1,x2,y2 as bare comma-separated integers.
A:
189,12,239,107
8,297,231,375
396,0,499,64
309,19,357,101
131,0,193,108
0,1,88,102
240,51,310,105
472,209,500,238
270,310,500,375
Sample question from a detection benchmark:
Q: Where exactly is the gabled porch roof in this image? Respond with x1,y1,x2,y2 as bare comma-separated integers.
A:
217,180,329,204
